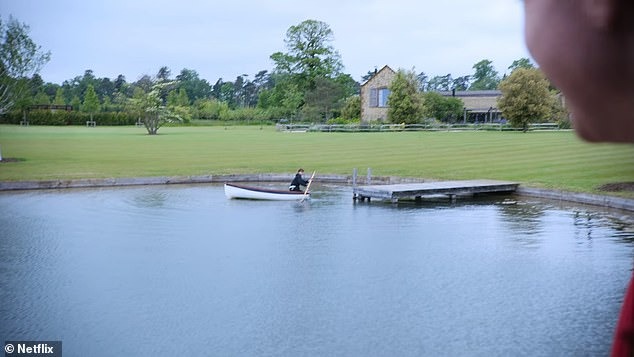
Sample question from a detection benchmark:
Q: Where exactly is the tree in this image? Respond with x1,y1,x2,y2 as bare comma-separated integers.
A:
469,59,500,90
303,77,343,121
416,72,428,91
508,58,534,73
101,95,113,112
70,95,81,111
334,73,360,97
53,88,65,105
113,74,126,93
33,90,50,105
271,19,343,91
452,76,471,91
388,69,424,124
130,81,181,135
422,92,464,123
362,69,378,83
256,73,302,117
0,16,51,114
341,95,360,121
176,88,189,107
175,68,211,102
498,68,552,131
157,66,171,82
82,84,100,121
427,74,453,92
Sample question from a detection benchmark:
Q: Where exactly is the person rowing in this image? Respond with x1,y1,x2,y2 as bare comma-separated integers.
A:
289,168,311,192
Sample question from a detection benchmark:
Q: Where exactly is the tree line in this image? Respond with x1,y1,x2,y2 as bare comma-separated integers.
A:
1,16,566,134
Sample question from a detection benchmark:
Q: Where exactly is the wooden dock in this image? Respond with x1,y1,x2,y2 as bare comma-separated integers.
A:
353,179,519,203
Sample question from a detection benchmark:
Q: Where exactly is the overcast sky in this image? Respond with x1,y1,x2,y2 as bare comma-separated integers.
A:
1,0,531,85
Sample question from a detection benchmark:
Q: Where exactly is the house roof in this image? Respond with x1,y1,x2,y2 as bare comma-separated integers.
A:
437,90,501,97
438,90,501,112
361,65,396,87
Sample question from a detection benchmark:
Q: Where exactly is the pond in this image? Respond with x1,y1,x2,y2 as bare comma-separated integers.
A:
1,183,633,356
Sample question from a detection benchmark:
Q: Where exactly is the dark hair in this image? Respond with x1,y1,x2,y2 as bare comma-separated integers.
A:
297,168,304,173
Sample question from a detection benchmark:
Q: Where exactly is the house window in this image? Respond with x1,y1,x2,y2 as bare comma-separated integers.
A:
369,87,390,107
378,88,390,107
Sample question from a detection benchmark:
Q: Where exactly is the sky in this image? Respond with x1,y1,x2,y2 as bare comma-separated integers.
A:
1,0,532,85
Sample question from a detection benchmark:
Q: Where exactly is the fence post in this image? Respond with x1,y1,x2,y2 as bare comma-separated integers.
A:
367,168,372,185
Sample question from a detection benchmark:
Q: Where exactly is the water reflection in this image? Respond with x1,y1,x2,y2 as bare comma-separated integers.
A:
498,201,546,236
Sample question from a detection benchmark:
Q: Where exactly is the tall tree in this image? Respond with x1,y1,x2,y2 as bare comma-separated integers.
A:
388,69,424,124
452,76,471,91
303,77,344,121
334,73,360,97
113,74,126,93
508,58,534,73
96,77,115,100
53,87,66,105
211,78,223,100
133,75,154,93
157,66,171,82
0,16,51,114
175,68,211,102
361,69,378,83
70,95,81,111
252,70,272,93
469,59,500,90
498,68,551,131
416,71,428,91
33,90,50,105
427,74,453,92
271,19,343,91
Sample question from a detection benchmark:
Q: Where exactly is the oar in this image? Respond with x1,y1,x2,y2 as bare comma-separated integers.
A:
301,171,316,202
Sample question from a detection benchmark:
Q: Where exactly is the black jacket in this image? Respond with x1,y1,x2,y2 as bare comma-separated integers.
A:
289,173,309,191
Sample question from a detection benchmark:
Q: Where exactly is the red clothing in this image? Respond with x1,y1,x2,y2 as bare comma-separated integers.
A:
613,276,634,356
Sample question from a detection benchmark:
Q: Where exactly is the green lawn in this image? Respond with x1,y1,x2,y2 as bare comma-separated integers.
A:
0,125,633,196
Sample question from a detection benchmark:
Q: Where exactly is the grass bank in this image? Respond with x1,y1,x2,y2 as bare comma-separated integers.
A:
0,125,632,197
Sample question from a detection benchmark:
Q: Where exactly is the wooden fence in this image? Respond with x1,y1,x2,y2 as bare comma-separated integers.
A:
276,122,564,133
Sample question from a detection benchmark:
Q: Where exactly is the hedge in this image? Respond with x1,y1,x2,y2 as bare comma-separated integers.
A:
0,110,138,126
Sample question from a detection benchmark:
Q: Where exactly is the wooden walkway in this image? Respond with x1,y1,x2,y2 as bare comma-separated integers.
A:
353,179,519,203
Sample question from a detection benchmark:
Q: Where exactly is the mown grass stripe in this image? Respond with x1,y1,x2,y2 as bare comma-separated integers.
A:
0,125,632,196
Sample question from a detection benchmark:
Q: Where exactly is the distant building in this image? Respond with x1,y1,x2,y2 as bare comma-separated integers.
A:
438,90,502,123
360,64,503,123
360,65,396,122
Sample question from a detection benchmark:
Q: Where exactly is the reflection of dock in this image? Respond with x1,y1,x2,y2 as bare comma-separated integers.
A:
353,179,519,203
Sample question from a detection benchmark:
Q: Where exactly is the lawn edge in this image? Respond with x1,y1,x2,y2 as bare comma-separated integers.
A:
1,173,633,212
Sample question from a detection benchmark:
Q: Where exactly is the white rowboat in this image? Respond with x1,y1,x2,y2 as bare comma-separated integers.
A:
224,183,310,201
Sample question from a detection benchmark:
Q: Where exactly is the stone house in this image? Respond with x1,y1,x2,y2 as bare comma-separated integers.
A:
360,64,503,123
360,65,396,122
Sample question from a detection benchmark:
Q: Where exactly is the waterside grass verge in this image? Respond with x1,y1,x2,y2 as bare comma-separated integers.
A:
0,125,632,198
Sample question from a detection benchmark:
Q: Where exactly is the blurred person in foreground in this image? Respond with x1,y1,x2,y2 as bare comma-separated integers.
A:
523,0,634,355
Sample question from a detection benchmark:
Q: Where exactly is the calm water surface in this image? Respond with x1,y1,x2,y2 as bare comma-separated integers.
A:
1,184,634,356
